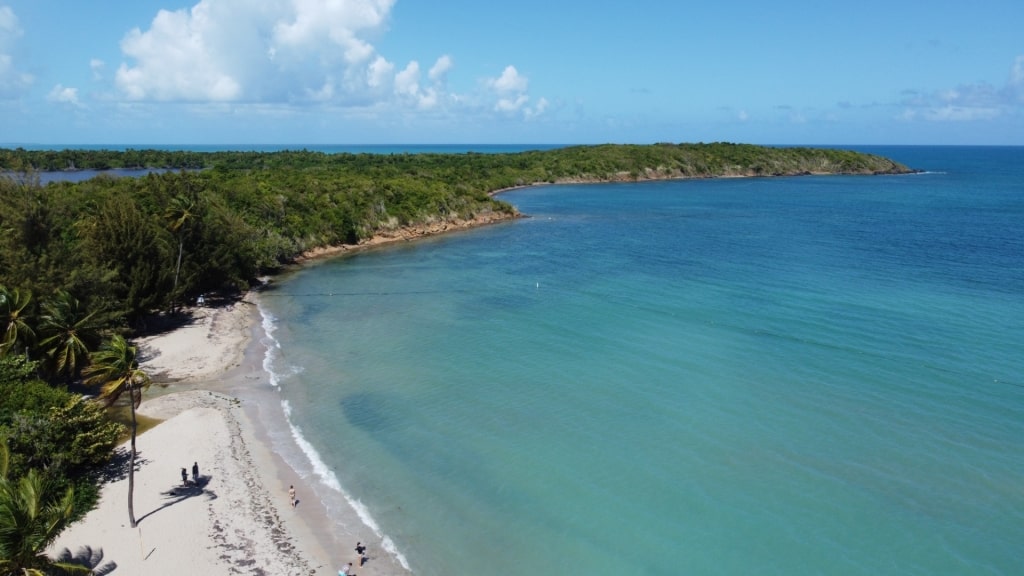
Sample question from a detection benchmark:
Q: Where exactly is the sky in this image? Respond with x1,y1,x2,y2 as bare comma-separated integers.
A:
1,0,1022,146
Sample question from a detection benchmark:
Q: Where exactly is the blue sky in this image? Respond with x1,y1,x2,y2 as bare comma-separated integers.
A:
1,0,1022,145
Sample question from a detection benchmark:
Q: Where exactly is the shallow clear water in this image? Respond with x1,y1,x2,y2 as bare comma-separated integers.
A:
257,146,1024,575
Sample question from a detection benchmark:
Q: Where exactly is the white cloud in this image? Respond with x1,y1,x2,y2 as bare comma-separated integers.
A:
108,0,548,123
495,94,528,112
899,55,1024,122
489,65,528,93
394,61,420,97
116,2,245,101
525,97,548,119
367,55,394,89
485,65,547,119
47,84,81,106
114,0,398,102
429,55,452,83
392,60,447,109
0,5,32,98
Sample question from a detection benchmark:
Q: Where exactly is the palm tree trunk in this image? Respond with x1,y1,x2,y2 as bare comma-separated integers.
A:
128,382,138,528
172,239,183,313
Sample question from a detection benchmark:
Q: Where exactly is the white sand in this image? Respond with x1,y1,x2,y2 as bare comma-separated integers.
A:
134,298,254,382
51,295,411,575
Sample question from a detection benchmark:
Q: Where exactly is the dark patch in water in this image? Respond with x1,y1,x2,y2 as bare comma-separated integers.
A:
340,392,395,434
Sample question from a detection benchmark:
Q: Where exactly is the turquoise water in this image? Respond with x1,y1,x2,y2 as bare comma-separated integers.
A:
256,146,1024,575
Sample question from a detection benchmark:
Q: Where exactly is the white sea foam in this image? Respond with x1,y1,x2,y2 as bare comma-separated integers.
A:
280,399,412,570
258,302,411,571
258,302,303,389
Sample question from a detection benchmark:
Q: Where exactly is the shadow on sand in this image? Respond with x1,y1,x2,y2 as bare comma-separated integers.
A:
136,475,217,525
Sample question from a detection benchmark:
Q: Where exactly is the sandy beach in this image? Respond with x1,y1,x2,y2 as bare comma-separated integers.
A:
51,293,411,575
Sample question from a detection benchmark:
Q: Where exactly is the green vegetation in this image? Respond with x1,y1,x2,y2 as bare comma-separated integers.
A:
81,335,151,528
0,142,912,564
0,143,910,328
0,355,123,525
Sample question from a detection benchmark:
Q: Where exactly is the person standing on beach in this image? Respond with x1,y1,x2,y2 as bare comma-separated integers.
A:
192,461,199,482
355,542,367,566
181,467,188,486
288,485,296,508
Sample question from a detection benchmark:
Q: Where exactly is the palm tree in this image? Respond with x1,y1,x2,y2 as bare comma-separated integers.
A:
0,444,91,575
37,290,102,382
165,192,196,313
81,335,151,528
0,287,35,358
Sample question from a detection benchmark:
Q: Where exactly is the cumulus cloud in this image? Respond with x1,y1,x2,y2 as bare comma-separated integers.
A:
428,55,452,83
109,0,547,121
0,5,32,98
47,84,81,106
899,55,1024,122
489,65,528,94
114,0,408,104
485,65,547,119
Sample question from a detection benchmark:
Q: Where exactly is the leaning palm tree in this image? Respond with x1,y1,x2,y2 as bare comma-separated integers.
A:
165,193,196,313
0,286,35,358
81,335,151,528
0,444,92,575
37,290,102,382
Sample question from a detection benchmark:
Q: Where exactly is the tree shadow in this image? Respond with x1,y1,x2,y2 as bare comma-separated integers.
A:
133,292,245,338
135,475,217,525
53,545,117,575
94,447,151,484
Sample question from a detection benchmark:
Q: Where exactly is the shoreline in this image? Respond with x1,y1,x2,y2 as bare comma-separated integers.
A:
290,165,919,266
293,209,521,265
53,289,411,574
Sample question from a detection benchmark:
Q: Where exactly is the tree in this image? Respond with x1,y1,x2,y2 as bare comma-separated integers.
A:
0,444,91,576
0,287,34,358
76,193,172,322
81,335,150,528
36,290,102,382
164,191,197,313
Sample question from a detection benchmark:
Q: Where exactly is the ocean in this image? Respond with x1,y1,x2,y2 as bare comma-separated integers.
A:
248,146,1020,575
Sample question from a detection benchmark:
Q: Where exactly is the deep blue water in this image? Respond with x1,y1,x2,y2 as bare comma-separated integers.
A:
256,146,1021,575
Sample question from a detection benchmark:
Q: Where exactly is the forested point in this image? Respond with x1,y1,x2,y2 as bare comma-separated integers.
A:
0,143,912,324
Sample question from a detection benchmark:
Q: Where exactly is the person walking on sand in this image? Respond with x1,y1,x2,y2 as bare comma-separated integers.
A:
289,485,296,508
339,562,353,575
192,461,199,482
355,542,367,566
181,467,188,486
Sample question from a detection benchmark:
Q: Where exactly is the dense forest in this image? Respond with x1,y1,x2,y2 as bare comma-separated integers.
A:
0,143,911,568
0,143,911,325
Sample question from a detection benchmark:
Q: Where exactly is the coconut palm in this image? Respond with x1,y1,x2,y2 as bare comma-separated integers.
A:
165,192,197,313
0,444,91,575
37,290,102,382
0,287,35,358
81,335,151,528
